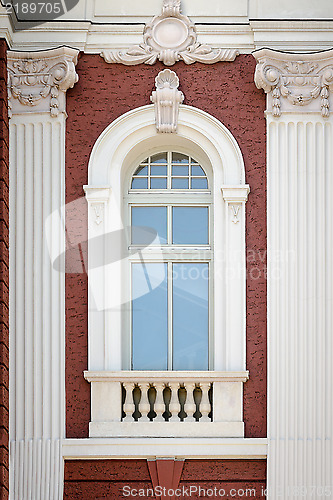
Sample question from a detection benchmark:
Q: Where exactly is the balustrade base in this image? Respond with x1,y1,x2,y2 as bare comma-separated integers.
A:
89,421,244,438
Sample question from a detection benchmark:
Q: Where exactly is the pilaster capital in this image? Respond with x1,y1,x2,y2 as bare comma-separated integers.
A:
7,46,79,117
253,48,333,117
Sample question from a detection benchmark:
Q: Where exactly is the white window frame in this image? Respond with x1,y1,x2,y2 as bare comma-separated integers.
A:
84,104,250,374
126,150,213,371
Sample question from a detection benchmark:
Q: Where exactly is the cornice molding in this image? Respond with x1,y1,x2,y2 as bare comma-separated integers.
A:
254,48,333,117
101,0,239,66
7,46,79,117
150,69,184,132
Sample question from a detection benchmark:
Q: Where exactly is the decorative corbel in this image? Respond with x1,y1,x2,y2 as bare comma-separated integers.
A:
150,69,184,133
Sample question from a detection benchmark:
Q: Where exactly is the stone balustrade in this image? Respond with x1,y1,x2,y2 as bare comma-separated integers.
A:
122,380,212,422
84,371,249,438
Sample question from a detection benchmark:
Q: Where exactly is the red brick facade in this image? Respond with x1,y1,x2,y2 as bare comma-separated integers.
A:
64,459,267,499
0,39,9,500
65,53,267,488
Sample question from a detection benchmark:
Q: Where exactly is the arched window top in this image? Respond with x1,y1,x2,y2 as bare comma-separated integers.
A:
130,151,209,190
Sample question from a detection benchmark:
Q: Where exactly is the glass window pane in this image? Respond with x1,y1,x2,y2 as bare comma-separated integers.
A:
172,177,189,189
132,263,168,370
134,165,148,176
131,177,148,189
172,207,208,244
172,152,188,163
172,165,189,176
191,164,206,176
191,177,208,189
151,153,167,164
150,178,167,189
172,263,209,370
131,206,167,244
151,165,167,176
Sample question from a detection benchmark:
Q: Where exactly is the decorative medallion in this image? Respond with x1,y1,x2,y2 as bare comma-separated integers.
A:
150,69,184,133
101,0,238,66
254,48,333,117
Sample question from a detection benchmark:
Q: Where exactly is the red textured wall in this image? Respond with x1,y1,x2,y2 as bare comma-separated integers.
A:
0,39,9,500
65,54,267,438
64,459,266,499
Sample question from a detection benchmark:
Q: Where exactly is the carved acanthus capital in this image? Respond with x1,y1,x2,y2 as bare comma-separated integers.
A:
150,69,184,133
8,47,79,117
254,48,333,117
101,0,238,67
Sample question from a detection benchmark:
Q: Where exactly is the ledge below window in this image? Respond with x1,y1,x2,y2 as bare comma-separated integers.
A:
84,370,249,439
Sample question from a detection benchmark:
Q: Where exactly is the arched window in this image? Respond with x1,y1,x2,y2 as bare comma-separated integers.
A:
127,152,212,370
83,105,250,442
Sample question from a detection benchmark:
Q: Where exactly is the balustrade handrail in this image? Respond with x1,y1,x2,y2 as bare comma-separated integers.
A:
84,370,249,383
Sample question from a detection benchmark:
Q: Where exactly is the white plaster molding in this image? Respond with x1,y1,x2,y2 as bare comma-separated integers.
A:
62,437,268,460
89,422,245,439
87,105,245,186
7,46,79,117
254,48,333,117
221,185,250,202
150,69,184,133
83,185,112,201
220,185,249,371
10,439,63,500
84,370,249,383
264,112,333,500
100,0,239,66
9,48,79,500
10,113,68,500
84,186,111,225
230,205,241,224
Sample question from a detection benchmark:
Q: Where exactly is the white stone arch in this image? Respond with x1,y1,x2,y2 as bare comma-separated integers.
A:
84,104,249,373
88,104,245,186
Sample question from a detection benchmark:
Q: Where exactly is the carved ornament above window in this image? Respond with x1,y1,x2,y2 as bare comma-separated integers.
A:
101,0,239,66
150,69,184,133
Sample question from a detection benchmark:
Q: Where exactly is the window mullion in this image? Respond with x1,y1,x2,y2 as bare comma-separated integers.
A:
167,205,172,244
167,151,171,189
167,261,173,370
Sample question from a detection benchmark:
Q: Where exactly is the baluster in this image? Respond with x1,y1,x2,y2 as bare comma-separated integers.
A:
153,382,166,422
199,382,212,422
123,382,135,422
138,383,151,422
184,383,196,421
169,382,180,422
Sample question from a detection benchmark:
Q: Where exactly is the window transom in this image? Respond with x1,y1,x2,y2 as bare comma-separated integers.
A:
131,152,208,190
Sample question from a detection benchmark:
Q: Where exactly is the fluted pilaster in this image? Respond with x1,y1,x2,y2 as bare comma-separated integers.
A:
254,48,333,499
9,47,79,500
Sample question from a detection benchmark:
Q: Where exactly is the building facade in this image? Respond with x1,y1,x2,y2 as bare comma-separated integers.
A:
1,0,333,498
